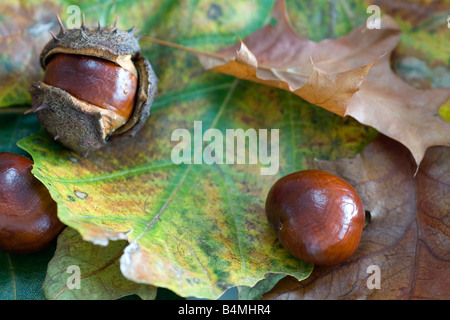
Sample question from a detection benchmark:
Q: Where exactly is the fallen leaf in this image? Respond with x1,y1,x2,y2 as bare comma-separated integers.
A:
12,1,378,298
192,0,450,168
196,0,383,117
0,244,56,300
263,135,450,300
43,227,156,300
4,0,447,300
347,54,450,171
237,273,286,300
18,94,317,298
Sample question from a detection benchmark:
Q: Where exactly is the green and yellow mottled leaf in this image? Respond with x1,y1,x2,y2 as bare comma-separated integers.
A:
5,0,446,300
12,0,379,299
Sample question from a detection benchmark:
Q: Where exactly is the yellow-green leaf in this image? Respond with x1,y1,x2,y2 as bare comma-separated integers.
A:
11,0,379,299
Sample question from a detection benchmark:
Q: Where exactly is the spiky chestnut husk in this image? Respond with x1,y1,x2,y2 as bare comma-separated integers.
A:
28,15,158,156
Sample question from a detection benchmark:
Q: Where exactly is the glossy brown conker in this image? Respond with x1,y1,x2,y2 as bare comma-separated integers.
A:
44,53,138,119
265,170,365,266
28,15,159,156
0,152,65,254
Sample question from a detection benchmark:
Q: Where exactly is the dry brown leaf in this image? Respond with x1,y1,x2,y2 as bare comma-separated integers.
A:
197,0,383,117
347,54,450,171
263,135,450,300
195,0,450,169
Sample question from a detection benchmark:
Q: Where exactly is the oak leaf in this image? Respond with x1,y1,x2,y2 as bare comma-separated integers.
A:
195,0,450,169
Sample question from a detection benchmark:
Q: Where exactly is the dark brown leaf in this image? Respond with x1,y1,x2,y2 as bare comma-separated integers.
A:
263,135,450,300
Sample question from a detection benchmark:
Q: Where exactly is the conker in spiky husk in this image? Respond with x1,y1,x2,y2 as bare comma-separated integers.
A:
28,15,158,156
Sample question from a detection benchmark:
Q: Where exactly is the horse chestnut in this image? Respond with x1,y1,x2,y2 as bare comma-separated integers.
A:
265,170,364,266
0,152,65,253
28,15,158,156
43,53,138,119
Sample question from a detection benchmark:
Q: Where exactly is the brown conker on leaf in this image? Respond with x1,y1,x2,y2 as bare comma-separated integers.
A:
0,152,65,254
265,170,365,266
28,15,158,156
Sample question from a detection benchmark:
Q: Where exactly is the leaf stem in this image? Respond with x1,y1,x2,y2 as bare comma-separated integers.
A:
0,107,29,115
141,36,311,78
141,36,234,61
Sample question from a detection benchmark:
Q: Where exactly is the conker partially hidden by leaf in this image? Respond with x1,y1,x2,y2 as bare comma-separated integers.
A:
0,152,65,254
265,170,365,266
28,15,158,156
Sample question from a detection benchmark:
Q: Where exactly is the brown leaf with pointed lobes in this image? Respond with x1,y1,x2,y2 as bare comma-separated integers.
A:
197,0,401,117
346,54,450,170
263,135,450,300
294,60,375,116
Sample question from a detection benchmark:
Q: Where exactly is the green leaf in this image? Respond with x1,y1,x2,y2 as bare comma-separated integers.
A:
0,112,41,155
238,273,286,300
0,243,56,300
3,0,384,299
18,77,374,299
43,227,156,300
